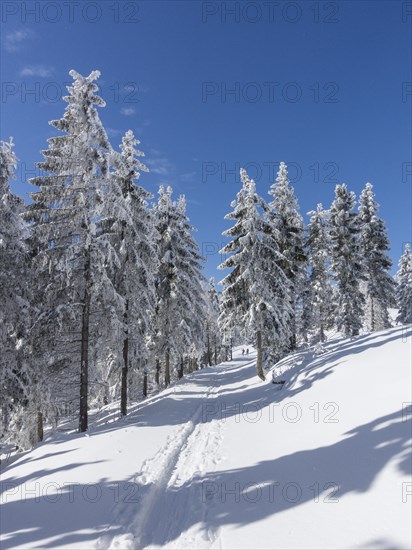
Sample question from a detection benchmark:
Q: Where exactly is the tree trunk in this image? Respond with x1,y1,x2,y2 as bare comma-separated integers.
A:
79,255,91,433
214,346,217,365
37,411,43,442
289,330,296,351
319,305,325,342
120,339,128,416
120,300,129,416
143,371,148,397
230,337,233,361
165,351,170,387
207,332,212,366
320,321,325,343
178,356,184,379
289,291,297,351
155,358,160,385
370,297,375,332
2,405,9,433
256,330,265,381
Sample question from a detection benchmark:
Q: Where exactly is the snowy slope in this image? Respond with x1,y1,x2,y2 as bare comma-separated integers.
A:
1,326,411,550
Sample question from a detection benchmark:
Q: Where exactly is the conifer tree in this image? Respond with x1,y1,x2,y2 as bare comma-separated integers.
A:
153,186,206,386
396,244,412,324
268,162,306,350
205,278,222,365
358,183,395,331
175,195,207,372
109,130,157,415
25,70,119,432
307,204,331,342
219,168,291,380
0,138,31,442
329,184,364,337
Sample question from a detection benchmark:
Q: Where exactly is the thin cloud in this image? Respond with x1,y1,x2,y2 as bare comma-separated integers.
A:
106,127,124,138
146,151,195,195
120,107,136,116
146,149,176,177
135,119,151,135
147,157,175,176
20,65,54,78
3,29,34,53
186,197,202,206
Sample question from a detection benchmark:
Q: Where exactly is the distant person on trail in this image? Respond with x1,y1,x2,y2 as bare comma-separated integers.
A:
242,348,245,355
246,348,249,355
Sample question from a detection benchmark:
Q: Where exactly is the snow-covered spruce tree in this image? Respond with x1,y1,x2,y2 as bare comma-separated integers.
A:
219,168,291,380
268,161,307,350
108,130,157,415
298,271,313,344
396,244,412,324
0,138,32,444
153,186,179,387
205,278,223,365
218,176,251,361
307,203,331,342
25,70,120,433
175,195,208,374
153,187,206,386
329,184,364,337
358,183,395,331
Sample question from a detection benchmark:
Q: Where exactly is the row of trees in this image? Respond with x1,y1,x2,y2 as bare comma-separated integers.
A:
1,69,411,447
0,70,225,448
218,163,412,380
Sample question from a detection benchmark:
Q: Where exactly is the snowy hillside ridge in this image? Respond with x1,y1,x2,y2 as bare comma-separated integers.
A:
1,326,411,550
4,70,411,448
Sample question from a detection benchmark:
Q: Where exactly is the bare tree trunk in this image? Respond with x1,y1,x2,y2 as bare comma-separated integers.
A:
178,356,184,379
319,305,325,342
155,359,160,385
290,290,297,351
214,345,217,365
120,339,129,415
289,329,296,351
370,297,375,332
320,321,325,343
120,300,129,416
165,352,170,387
207,331,212,366
79,254,91,433
143,370,148,397
37,411,43,442
256,330,265,381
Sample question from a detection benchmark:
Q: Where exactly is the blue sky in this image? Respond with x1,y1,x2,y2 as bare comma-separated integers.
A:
1,0,411,281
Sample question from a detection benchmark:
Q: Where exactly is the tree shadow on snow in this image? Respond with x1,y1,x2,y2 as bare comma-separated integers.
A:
1,327,410,548
0,407,410,549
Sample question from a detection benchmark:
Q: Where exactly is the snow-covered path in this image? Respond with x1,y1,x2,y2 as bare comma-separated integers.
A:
100,366,230,549
1,327,411,549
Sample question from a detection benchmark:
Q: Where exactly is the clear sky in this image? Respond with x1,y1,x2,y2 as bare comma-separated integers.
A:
1,0,411,282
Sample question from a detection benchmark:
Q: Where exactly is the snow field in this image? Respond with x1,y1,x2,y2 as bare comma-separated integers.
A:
1,328,411,549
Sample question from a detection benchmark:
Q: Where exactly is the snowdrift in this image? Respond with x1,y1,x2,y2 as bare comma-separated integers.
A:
1,326,411,549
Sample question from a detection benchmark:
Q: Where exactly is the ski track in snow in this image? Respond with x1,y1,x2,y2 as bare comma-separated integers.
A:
2,332,411,550
97,365,232,550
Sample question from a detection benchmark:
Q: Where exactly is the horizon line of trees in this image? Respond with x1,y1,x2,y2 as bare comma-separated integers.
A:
218,163,412,380
1,69,411,448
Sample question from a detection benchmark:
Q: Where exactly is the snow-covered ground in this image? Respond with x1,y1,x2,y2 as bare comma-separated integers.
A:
1,326,411,549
